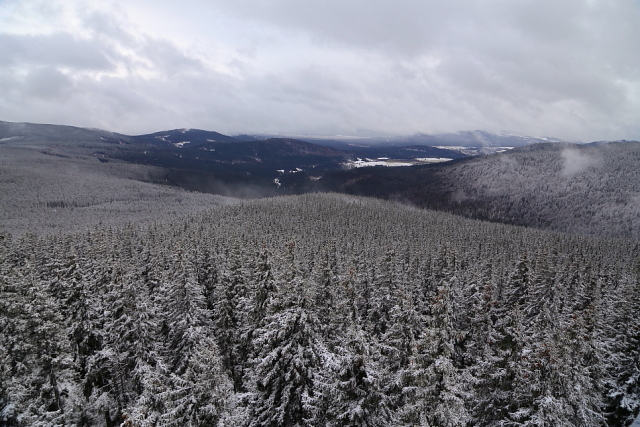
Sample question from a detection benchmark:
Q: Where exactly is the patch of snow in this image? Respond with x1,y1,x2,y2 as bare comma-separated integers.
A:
273,178,281,187
434,146,469,150
344,157,453,168
276,169,285,174
309,176,322,181
387,162,414,166
414,158,452,163
173,141,191,148
345,159,413,168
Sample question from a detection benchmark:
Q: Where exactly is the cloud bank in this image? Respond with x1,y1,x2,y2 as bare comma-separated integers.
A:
0,0,639,140
561,147,602,177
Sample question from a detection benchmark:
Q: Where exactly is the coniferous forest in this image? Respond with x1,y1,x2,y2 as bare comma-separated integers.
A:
1,193,639,426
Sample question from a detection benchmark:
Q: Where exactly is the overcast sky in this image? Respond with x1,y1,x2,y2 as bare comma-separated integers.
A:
1,0,639,140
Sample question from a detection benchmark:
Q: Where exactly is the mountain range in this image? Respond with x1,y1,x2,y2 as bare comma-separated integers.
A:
1,120,639,239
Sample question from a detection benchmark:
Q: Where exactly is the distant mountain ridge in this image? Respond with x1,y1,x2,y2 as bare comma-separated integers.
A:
0,120,130,144
2,120,640,238
0,120,466,190
399,130,563,147
0,120,563,150
135,128,238,147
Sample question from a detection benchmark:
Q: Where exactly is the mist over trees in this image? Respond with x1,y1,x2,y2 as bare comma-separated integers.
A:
1,194,639,426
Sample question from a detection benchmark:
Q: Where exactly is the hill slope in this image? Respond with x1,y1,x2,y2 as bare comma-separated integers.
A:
0,122,235,235
1,193,638,425
289,142,640,238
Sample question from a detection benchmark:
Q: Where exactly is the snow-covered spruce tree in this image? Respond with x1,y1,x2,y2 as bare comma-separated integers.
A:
311,242,341,345
603,268,640,425
559,303,606,426
466,278,510,426
42,233,127,426
381,287,425,418
400,279,471,427
0,234,22,426
327,326,394,427
159,330,232,426
366,250,399,339
479,302,532,426
102,272,160,415
213,245,252,392
506,255,531,313
217,245,281,425
195,245,219,313
510,309,577,426
80,264,132,426
250,246,277,328
154,248,233,426
246,242,330,427
2,258,81,426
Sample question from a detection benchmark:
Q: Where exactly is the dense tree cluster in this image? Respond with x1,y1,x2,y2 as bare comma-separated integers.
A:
1,193,639,426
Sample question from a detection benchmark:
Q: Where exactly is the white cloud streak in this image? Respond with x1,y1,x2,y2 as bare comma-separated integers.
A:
0,0,639,140
561,147,602,177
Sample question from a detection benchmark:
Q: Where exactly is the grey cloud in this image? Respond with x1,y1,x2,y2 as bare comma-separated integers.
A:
0,33,114,70
81,9,205,75
140,38,206,76
197,0,640,138
207,0,466,55
1,0,640,140
82,9,137,45
24,66,73,100
208,0,639,61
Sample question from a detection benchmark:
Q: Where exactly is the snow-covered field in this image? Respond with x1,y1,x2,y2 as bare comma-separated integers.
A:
344,157,452,168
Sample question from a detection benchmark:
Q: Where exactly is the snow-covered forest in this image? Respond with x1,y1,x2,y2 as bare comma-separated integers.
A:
1,193,638,426
303,142,640,240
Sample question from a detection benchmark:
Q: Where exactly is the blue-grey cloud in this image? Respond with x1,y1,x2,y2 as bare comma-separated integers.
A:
0,33,114,69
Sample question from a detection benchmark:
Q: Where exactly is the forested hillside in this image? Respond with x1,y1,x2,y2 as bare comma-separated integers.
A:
2,194,638,426
291,142,640,239
0,143,235,236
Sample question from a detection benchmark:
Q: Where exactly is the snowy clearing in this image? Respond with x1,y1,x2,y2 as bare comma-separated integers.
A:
344,157,452,168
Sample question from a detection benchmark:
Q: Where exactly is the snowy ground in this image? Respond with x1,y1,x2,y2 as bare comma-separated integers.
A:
343,157,452,168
